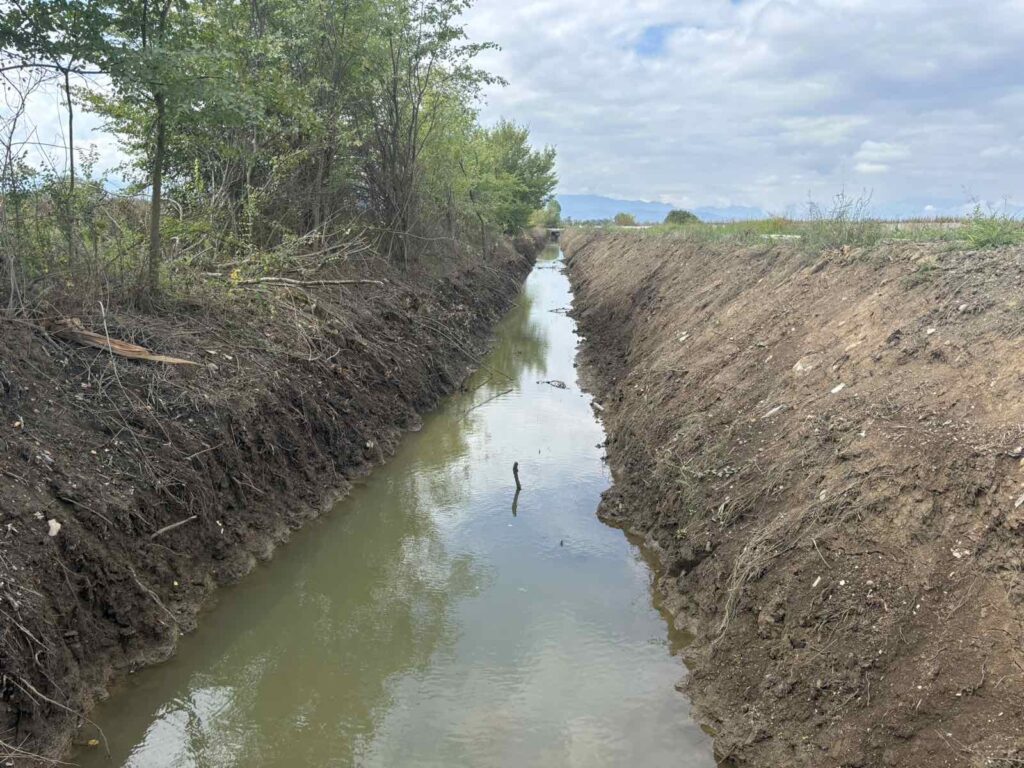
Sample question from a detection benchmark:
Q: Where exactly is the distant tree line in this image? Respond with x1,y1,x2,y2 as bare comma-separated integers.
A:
0,0,556,309
561,209,701,228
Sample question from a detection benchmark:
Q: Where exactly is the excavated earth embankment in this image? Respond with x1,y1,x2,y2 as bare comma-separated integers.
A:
564,228,1024,768
0,233,544,764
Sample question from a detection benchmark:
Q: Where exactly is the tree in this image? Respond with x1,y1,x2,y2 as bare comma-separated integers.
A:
357,0,501,265
98,0,220,301
0,0,109,269
471,120,555,234
665,209,699,225
530,198,560,228
1,0,558,310
613,212,636,226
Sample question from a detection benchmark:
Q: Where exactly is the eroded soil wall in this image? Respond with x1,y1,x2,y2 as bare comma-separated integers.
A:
564,228,1024,768
0,233,544,763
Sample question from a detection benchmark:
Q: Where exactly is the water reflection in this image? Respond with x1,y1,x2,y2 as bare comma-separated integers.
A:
76,246,715,768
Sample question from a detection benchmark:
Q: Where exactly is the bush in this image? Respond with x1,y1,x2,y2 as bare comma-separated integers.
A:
962,206,1023,249
664,209,699,225
529,199,562,229
802,190,884,252
613,212,637,226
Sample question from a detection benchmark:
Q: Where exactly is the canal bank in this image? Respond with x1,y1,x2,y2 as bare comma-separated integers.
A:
69,245,715,767
563,227,1024,767
1,234,546,762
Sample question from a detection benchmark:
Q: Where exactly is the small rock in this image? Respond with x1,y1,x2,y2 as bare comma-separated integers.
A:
830,383,847,394
793,357,816,374
47,519,61,537
926,328,937,336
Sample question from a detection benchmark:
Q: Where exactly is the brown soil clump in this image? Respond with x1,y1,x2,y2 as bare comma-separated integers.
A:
564,228,1024,768
0,233,544,764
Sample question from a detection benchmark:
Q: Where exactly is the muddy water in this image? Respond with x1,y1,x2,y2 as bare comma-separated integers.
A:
76,247,715,768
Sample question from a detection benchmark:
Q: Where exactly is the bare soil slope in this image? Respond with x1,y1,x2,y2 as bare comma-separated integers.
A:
564,228,1024,768
0,234,542,764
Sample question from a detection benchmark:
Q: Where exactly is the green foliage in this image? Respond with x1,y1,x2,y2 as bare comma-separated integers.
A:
962,206,1024,249
613,212,637,226
470,120,556,234
530,199,561,228
802,190,884,252
0,0,558,308
664,209,699,225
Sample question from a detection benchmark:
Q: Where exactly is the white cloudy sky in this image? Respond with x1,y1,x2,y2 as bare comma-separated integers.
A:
11,0,1024,216
462,0,1024,215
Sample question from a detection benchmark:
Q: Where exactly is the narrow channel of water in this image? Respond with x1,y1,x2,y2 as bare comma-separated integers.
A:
75,246,715,767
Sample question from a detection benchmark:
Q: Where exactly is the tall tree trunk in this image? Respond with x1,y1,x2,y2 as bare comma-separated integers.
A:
63,67,76,274
145,92,166,301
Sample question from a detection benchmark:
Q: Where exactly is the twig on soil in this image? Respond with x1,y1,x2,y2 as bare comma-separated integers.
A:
812,537,831,568
0,607,48,651
52,316,199,366
0,736,76,766
240,277,386,287
1,468,26,484
8,676,109,758
150,515,198,540
183,443,223,461
232,475,265,496
203,273,385,287
56,495,113,527
126,566,178,628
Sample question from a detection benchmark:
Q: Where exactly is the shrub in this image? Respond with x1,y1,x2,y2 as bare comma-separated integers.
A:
802,190,884,252
613,212,637,226
664,209,699,225
962,205,1024,249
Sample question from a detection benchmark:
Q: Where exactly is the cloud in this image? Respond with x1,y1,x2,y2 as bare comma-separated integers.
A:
854,162,890,175
12,1,1024,214
463,0,1024,212
852,141,910,174
780,116,870,147
854,141,910,164
8,72,128,181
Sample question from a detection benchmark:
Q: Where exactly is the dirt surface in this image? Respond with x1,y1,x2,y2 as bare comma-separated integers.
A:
0,233,543,764
564,228,1024,768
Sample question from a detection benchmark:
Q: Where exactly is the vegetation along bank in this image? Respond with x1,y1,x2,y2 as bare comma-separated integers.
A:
564,226,1024,768
0,0,558,760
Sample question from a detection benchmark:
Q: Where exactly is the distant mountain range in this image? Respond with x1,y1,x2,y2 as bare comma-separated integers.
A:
556,194,768,223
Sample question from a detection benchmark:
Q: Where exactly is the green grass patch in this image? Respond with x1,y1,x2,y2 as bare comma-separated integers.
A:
587,196,1024,258
962,206,1024,249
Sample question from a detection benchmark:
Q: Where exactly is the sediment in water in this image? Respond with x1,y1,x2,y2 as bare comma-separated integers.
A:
564,227,1024,768
0,232,545,763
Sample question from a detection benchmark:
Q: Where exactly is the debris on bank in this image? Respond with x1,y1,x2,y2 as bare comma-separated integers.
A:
0,232,544,762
